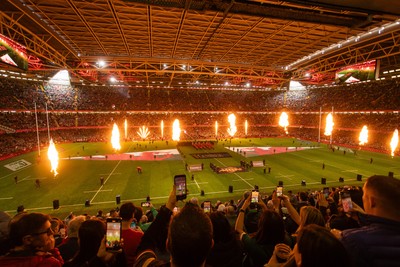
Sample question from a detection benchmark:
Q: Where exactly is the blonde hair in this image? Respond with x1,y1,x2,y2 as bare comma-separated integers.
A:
299,206,325,231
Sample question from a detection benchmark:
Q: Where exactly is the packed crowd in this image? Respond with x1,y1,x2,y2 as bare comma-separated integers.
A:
1,77,400,112
0,175,399,267
0,76,399,158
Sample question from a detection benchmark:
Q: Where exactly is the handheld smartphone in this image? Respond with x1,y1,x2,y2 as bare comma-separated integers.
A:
251,190,259,203
105,217,122,251
323,187,330,198
341,191,353,213
141,201,150,207
203,201,211,213
276,186,283,197
174,174,187,200
130,221,136,229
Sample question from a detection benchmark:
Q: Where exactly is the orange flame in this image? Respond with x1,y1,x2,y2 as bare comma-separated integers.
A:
324,113,334,136
390,129,398,157
279,112,289,134
215,121,218,137
161,120,164,138
359,125,368,145
47,138,59,177
124,119,128,139
111,123,121,151
172,119,181,141
227,114,237,137
245,120,248,136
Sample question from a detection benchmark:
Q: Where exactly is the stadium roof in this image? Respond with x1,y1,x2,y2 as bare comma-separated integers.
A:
1,0,400,88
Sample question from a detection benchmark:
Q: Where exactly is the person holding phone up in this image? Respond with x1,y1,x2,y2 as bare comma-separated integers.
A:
235,191,289,267
332,175,400,267
134,184,214,267
63,219,126,267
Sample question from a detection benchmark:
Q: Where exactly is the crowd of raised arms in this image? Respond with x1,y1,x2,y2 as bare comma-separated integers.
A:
0,175,399,267
0,77,399,158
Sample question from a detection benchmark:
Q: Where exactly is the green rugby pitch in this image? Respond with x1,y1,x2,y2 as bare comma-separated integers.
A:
0,137,398,218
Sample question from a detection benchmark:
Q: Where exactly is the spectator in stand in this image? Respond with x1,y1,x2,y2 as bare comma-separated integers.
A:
0,211,12,255
57,215,86,262
50,218,64,247
296,192,309,212
278,193,325,248
119,202,144,266
206,211,243,267
287,190,298,209
236,193,289,267
266,224,351,267
139,204,158,232
64,218,125,267
134,185,214,267
225,204,238,228
0,212,63,266
333,175,400,267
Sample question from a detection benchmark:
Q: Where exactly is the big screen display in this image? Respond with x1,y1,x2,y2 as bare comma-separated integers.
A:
335,60,376,84
0,34,28,71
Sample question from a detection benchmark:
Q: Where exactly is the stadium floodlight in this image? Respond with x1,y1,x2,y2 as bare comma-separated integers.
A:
97,60,106,68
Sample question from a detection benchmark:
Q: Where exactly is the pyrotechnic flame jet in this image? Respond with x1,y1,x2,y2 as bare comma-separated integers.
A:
47,138,59,177
227,114,237,137
137,126,150,140
324,113,334,136
279,112,289,134
124,119,128,139
161,120,164,139
111,123,121,151
390,129,398,157
215,121,218,137
359,125,368,145
172,119,181,141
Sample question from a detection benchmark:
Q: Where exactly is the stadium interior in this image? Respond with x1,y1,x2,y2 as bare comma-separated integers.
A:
1,0,400,210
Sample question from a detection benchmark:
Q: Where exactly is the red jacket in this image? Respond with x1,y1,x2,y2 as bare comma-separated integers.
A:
0,248,63,267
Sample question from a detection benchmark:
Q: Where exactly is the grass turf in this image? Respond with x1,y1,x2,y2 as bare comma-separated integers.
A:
0,137,398,218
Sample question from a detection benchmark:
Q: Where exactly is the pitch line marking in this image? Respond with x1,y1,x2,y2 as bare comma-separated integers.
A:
19,175,31,182
0,197,13,200
275,173,294,180
189,182,208,185
193,179,200,189
84,189,113,193
4,179,364,213
90,160,122,203
232,178,254,182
